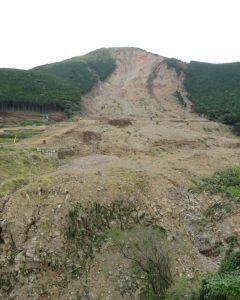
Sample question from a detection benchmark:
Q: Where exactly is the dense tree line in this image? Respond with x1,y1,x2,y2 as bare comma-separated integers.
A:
0,48,116,114
165,58,240,135
184,61,240,128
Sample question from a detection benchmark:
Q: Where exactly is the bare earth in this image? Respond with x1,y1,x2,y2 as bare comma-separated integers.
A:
1,48,239,299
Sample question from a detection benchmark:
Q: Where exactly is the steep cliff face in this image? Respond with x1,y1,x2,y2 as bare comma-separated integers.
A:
82,48,189,118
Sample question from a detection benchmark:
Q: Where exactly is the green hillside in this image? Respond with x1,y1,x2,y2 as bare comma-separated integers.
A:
0,69,80,112
2,47,240,124
66,48,117,81
34,48,116,94
165,58,240,132
0,48,116,114
34,61,97,95
184,61,240,126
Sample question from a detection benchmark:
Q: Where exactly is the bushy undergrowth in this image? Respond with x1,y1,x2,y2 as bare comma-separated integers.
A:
219,251,240,274
190,166,240,221
0,148,53,195
19,119,48,126
0,129,44,140
191,165,240,197
190,167,240,299
65,198,144,275
113,227,173,299
198,250,240,300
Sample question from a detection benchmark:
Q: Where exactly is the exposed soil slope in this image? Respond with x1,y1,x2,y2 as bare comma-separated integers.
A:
0,48,239,299
82,48,190,118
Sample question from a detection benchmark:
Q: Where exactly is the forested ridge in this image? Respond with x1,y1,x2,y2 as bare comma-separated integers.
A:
184,61,240,125
0,48,116,114
2,47,240,125
166,58,240,132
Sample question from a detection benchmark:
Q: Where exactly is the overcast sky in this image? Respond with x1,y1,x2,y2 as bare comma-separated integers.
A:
1,0,240,69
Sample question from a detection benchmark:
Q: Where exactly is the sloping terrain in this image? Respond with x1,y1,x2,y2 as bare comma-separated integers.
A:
0,48,116,115
0,48,240,299
82,48,190,118
0,68,81,112
184,61,240,124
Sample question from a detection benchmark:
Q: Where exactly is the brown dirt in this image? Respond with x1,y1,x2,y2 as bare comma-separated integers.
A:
0,48,240,299
82,131,102,143
0,112,64,124
82,48,191,119
108,119,132,127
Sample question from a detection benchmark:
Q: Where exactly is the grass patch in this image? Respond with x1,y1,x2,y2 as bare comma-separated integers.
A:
0,177,29,194
0,138,13,144
65,198,142,245
204,198,240,221
22,175,54,197
203,127,220,133
0,148,54,195
195,136,209,144
109,224,167,244
19,119,48,126
198,250,240,300
190,165,240,197
106,167,148,197
191,165,240,221
0,129,44,141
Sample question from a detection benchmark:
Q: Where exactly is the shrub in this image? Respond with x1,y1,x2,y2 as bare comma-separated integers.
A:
198,251,240,300
232,123,240,136
219,251,240,274
199,274,240,300
165,58,183,76
164,278,189,300
66,207,80,240
174,91,186,107
190,166,240,197
116,227,173,299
